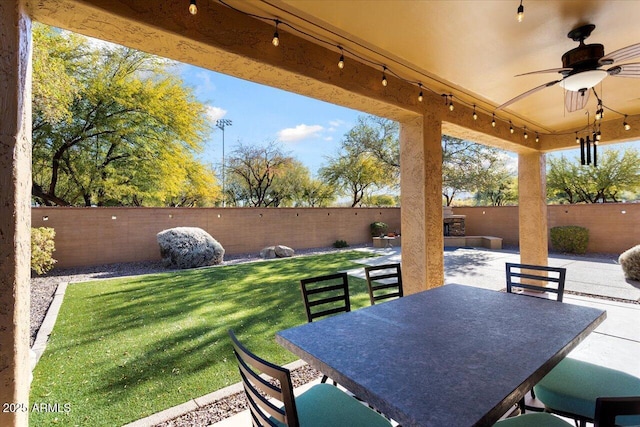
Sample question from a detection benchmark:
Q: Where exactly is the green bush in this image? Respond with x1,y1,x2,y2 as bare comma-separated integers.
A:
550,225,589,255
31,227,57,275
370,221,388,237
332,239,349,248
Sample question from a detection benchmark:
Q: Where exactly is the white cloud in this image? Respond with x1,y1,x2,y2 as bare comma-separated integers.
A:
329,119,345,128
277,124,324,142
206,106,227,122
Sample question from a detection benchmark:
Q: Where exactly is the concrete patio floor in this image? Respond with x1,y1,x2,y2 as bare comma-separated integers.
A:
145,247,640,426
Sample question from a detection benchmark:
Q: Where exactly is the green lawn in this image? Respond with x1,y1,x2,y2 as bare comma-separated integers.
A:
30,251,377,426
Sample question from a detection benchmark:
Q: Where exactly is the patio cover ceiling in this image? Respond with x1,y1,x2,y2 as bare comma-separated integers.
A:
228,0,640,145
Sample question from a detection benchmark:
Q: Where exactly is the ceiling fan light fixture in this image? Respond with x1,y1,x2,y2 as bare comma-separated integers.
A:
559,70,607,92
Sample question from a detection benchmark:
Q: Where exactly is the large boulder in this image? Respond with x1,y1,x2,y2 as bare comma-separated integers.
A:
260,245,295,259
157,227,224,269
260,246,277,259
275,245,295,258
619,244,640,281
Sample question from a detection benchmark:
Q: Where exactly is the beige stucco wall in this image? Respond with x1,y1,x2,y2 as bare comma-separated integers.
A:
0,1,31,425
33,204,639,269
32,207,401,268
455,203,640,255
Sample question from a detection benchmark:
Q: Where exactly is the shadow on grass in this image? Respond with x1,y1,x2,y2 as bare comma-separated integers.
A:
31,251,376,425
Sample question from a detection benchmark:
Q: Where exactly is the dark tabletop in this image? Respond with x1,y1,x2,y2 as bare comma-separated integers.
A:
276,284,606,427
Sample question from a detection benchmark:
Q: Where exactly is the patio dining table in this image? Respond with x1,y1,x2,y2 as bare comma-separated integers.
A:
276,284,606,427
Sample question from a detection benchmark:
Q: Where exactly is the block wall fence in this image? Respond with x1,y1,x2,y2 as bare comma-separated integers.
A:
32,204,640,268
31,207,402,268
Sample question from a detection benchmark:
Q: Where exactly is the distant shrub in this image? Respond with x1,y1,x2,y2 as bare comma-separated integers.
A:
333,240,349,248
619,245,640,281
370,222,388,237
32,227,57,275
550,226,589,255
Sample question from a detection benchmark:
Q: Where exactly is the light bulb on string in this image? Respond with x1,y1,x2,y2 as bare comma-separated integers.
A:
272,20,280,46
491,113,496,127
381,67,388,86
517,0,524,22
624,115,631,131
595,101,603,120
448,95,454,111
509,121,514,134
189,0,197,15
596,131,601,141
535,132,540,143
472,105,477,120
337,48,344,69
576,132,580,144
418,84,423,102
523,126,528,139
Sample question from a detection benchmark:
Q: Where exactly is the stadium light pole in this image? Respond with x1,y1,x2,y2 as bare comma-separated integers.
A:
215,119,232,207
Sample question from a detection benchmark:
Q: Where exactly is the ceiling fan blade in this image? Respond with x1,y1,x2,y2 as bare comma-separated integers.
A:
608,62,640,77
496,80,562,110
600,43,640,65
564,89,590,112
515,68,572,77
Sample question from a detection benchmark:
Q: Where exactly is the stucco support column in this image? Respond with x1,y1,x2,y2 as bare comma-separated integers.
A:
518,152,548,266
400,112,443,294
0,1,32,425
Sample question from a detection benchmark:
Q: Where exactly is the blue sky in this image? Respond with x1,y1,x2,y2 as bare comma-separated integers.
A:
179,64,364,176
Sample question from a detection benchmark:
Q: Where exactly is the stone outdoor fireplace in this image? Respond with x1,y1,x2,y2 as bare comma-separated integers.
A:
443,206,465,236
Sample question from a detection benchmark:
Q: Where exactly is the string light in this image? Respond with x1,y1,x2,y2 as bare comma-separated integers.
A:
517,0,524,22
272,20,280,46
595,101,603,120
189,0,197,15
337,47,345,69
523,126,528,139
205,1,634,144
535,132,539,143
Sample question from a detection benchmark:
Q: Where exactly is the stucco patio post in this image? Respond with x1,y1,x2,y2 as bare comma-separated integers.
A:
0,1,32,425
518,152,549,266
400,112,444,293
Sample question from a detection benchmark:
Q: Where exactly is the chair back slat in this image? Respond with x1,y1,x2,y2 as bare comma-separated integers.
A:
505,262,566,302
364,263,403,305
594,396,640,427
300,272,350,322
229,330,299,427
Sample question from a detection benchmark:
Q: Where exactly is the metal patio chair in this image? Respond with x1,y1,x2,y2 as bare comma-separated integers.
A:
228,330,392,427
364,263,403,305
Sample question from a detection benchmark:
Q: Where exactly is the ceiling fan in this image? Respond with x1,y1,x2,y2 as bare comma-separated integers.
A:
497,24,640,112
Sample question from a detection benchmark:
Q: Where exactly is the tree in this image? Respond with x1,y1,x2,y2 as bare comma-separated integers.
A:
362,194,397,207
31,24,219,206
474,173,518,206
319,153,394,207
442,135,511,206
342,115,400,177
547,148,640,203
225,142,297,207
